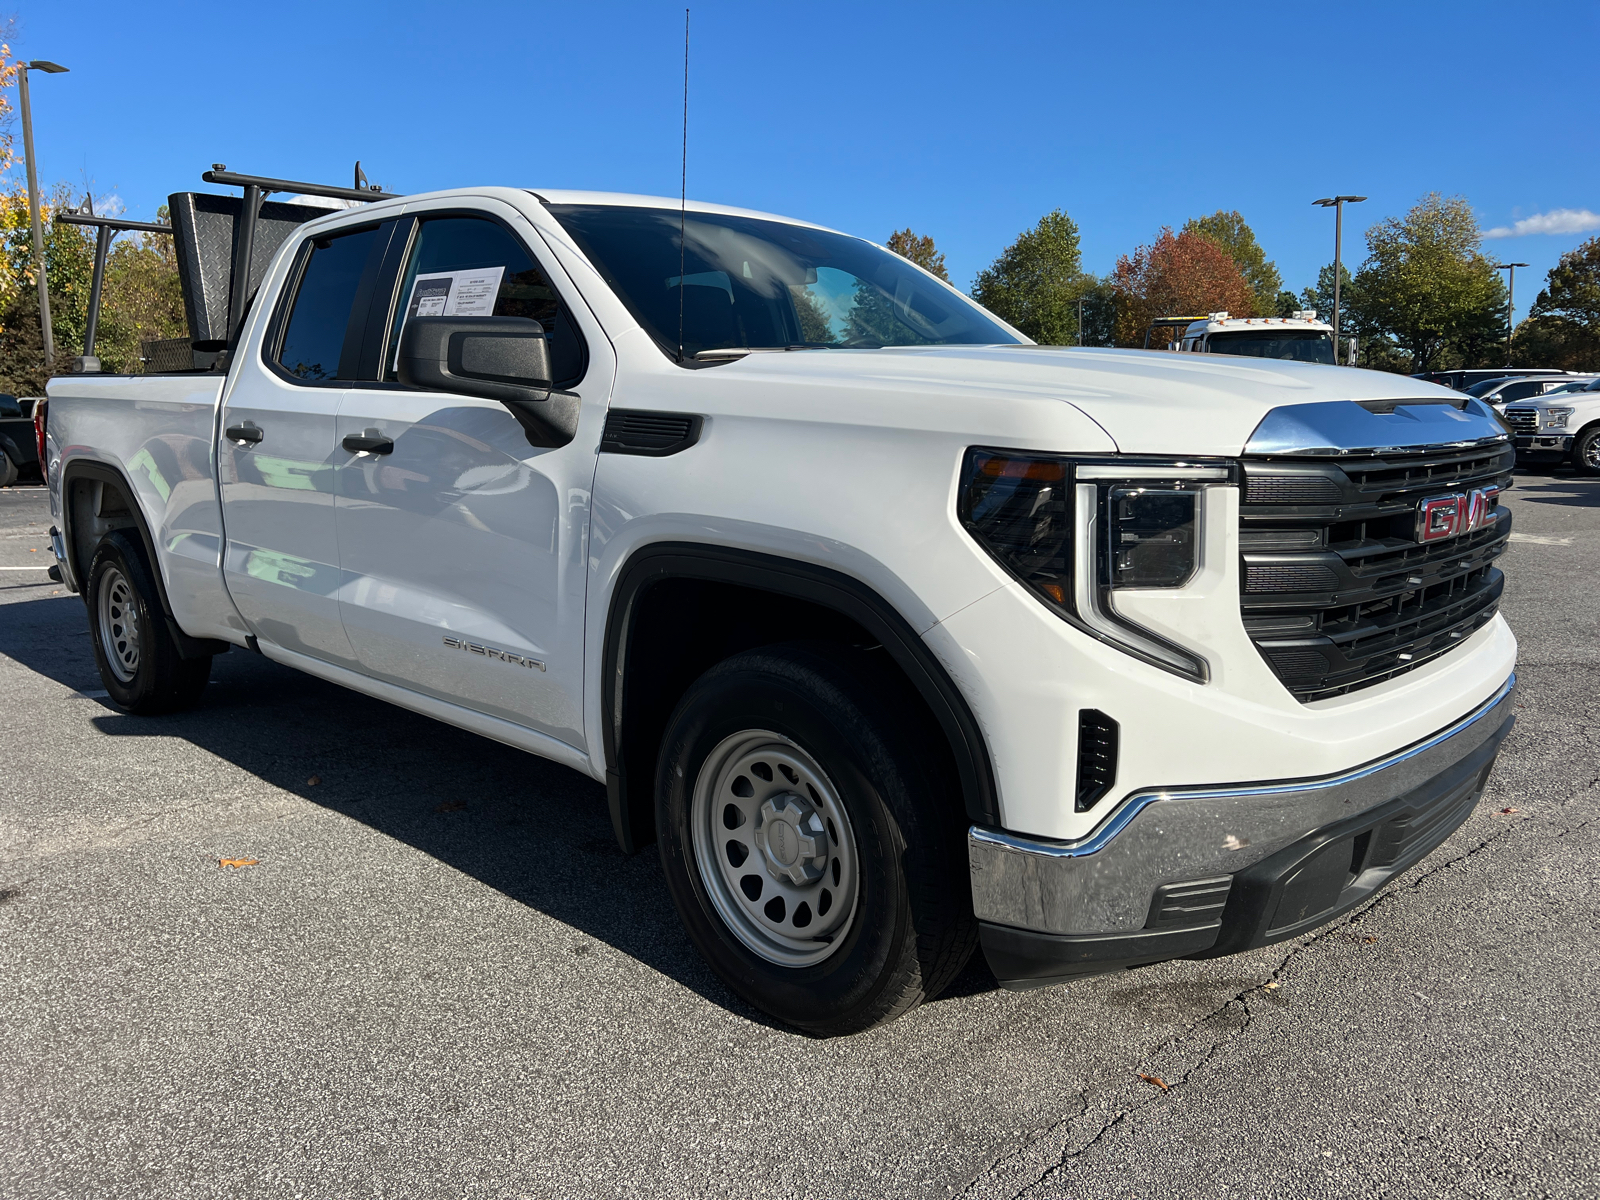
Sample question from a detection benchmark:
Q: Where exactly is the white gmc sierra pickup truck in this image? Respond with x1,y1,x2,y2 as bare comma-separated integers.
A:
42,185,1518,1035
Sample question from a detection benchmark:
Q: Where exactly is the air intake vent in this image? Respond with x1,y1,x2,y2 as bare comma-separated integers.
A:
600,409,703,456
1075,709,1119,813
1146,877,1233,928
1243,474,1342,505
1245,563,1341,593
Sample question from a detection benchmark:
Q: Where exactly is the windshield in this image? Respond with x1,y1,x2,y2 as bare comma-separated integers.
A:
1465,377,1517,397
1203,331,1335,364
548,205,1021,357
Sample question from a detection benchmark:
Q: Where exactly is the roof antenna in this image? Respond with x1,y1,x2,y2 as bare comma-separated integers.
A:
678,7,689,363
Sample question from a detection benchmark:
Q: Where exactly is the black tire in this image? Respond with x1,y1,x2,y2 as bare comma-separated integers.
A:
1575,426,1600,477
0,449,17,488
85,531,211,714
655,642,976,1036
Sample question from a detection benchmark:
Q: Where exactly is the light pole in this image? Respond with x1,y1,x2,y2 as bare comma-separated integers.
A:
18,59,70,372
1489,261,1528,363
1313,195,1366,364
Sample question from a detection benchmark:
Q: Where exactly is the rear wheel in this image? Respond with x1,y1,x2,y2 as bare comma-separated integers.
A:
0,449,17,488
655,643,975,1035
1576,426,1600,477
87,531,211,713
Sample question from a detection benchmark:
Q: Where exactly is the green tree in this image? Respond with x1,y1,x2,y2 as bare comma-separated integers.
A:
885,228,949,282
1350,193,1507,374
1510,235,1600,370
1183,210,1283,317
971,209,1091,344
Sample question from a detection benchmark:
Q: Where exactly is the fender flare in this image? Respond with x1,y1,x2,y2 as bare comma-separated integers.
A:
59,458,229,659
601,542,1000,845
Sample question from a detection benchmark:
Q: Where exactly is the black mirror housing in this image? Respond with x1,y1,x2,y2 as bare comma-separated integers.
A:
397,316,579,447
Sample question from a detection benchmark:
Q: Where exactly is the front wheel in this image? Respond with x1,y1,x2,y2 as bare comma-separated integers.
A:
1575,427,1600,477
86,531,211,714
655,643,975,1036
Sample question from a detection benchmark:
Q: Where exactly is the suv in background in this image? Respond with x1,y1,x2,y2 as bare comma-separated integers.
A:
1414,367,1571,391
1465,375,1592,408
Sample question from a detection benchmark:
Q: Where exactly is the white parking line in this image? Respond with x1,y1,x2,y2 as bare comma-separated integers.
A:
1508,533,1574,546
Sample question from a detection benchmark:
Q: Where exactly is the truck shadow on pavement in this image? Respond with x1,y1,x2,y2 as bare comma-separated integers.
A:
0,596,999,1026
1508,473,1600,508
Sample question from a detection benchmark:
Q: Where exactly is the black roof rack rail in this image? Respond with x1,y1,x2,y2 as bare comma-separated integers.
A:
200,165,405,342
55,204,176,365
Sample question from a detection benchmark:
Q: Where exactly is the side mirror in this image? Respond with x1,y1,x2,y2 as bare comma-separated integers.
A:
398,316,578,447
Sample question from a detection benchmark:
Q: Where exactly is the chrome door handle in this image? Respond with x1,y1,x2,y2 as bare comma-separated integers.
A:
225,422,263,445
342,429,394,455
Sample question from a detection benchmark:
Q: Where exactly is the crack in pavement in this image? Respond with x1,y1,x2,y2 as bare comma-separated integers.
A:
958,777,1595,1200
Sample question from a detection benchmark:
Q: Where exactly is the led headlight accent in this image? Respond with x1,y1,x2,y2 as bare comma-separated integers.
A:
1544,407,1573,430
960,451,1231,682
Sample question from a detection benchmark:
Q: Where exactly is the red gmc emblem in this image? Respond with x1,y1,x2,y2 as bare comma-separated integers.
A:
1415,486,1499,543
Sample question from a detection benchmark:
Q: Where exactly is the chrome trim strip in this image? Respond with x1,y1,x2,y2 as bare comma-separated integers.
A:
973,672,1516,861
1244,398,1510,458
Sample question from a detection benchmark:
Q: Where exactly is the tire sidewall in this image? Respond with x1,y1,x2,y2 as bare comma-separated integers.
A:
87,532,168,711
657,659,918,1031
1577,428,1600,476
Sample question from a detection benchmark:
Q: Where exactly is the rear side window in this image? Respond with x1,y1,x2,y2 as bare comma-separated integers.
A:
385,216,585,388
276,226,381,381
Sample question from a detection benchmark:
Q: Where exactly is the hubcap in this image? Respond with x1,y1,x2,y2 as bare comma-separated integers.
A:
97,565,141,684
1584,435,1600,469
690,731,860,967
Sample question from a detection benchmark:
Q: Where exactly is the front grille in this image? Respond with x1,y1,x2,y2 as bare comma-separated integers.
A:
1239,442,1514,702
1502,408,1538,434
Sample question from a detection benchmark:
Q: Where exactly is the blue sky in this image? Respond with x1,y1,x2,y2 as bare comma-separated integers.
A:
14,1,1599,322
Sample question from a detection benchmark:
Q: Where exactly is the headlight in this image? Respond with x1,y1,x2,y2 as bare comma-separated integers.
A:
1545,407,1573,430
959,450,1235,682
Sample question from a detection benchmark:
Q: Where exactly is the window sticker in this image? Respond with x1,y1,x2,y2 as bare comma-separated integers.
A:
403,266,507,322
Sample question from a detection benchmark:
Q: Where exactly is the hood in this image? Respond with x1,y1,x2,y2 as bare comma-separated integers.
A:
708,344,1486,457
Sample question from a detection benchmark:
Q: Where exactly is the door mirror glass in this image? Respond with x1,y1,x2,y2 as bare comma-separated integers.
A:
397,315,578,448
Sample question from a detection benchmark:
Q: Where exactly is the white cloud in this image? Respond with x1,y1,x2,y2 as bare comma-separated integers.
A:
93,193,125,218
1484,208,1600,238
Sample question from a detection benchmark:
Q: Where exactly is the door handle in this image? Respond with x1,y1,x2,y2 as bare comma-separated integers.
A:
225,422,263,445
342,429,394,455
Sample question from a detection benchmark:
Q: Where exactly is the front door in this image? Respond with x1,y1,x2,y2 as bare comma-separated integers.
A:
219,220,396,667
333,206,599,747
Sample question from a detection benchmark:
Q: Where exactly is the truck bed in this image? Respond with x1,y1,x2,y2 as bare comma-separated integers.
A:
46,372,246,644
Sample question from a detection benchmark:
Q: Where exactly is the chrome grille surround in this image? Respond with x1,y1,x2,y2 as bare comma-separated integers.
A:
1240,399,1513,703
1502,407,1538,434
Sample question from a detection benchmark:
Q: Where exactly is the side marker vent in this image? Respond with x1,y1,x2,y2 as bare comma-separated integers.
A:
600,409,703,456
1075,709,1119,813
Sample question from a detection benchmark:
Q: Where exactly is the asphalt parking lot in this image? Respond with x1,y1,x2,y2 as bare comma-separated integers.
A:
1,473,1596,1200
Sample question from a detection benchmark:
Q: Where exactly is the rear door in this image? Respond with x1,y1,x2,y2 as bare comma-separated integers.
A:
219,219,398,666
331,200,606,748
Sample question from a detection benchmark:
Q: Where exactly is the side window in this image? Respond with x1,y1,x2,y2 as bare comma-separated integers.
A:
276,225,382,382
385,216,585,388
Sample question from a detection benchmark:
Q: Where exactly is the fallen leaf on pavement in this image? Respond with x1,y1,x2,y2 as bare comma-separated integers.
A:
1262,980,1280,990
1363,935,1379,943
306,775,321,786
1498,807,1519,814
1138,1074,1169,1091
218,858,258,869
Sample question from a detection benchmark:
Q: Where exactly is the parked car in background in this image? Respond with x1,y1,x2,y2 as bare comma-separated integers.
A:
0,394,43,486
1503,377,1600,474
1413,367,1571,392
1465,375,1592,408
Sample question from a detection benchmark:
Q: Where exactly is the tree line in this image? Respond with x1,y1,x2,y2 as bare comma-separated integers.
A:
894,197,1600,375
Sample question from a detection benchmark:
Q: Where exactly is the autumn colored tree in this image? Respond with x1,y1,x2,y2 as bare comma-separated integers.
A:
971,209,1091,344
886,228,949,282
1511,235,1600,370
1109,227,1255,347
1183,210,1282,316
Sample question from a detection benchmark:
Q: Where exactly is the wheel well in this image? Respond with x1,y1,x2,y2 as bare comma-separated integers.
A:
603,545,998,853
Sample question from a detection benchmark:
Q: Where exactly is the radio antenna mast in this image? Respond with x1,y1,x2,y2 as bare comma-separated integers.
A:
678,7,689,363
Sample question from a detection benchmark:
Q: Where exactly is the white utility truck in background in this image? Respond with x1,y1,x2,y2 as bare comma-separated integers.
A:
1150,311,1342,364
39,170,1517,1035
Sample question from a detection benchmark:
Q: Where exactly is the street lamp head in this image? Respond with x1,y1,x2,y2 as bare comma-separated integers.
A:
1313,198,1335,207
27,60,69,73
1338,195,1367,204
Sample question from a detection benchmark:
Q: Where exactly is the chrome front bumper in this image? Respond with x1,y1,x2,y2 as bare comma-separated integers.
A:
969,675,1517,944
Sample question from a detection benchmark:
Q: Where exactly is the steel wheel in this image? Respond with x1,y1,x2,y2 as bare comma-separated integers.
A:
690,729,860,968
96,565,142,684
